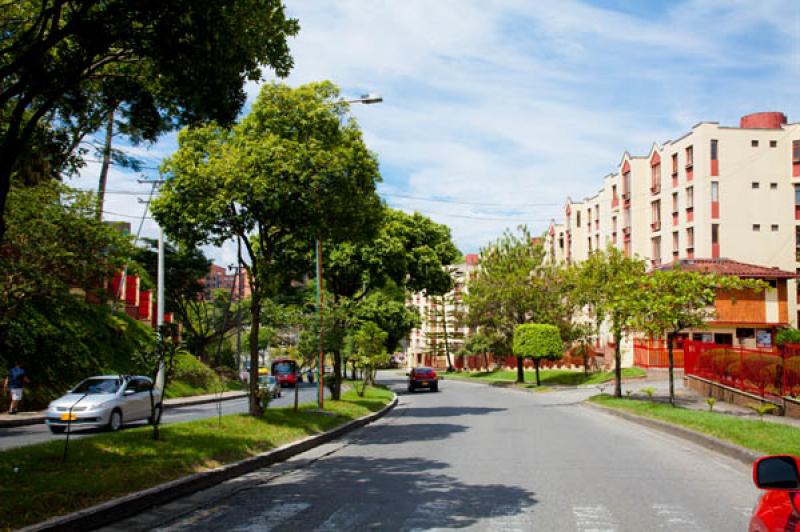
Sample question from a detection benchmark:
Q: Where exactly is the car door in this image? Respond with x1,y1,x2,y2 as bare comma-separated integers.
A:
124,379,150,421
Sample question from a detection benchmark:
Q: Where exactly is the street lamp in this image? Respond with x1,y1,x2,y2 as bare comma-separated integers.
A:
315,93,383,409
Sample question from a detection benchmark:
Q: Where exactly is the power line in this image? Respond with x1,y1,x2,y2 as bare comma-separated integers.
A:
382,192,560,208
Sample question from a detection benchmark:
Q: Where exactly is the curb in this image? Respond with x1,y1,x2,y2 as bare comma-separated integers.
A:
582,401,761,466
20,394,398,532
0,393,249,429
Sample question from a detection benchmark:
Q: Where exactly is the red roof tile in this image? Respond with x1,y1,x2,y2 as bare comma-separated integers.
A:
657,258,799,279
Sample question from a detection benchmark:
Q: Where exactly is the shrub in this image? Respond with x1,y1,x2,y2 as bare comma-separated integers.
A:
172,353,221,389
777,328,800,347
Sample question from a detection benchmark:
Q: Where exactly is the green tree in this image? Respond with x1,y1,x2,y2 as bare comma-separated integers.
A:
466,227,573,383
463,331,494,370
633,266,764,406
572,246,646,397
0,0,299,240
152,82,383,415
322,208,459,398
513,324,564,385
350,322,389,396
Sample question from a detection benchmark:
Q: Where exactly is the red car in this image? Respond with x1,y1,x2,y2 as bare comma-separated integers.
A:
750,455,800,531
407,367,438,393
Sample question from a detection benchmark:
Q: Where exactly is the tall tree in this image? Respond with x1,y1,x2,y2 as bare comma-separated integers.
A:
0,0,299,240
572,246,646,397
633,266,763,405
466,227,573,383
152,82,383,415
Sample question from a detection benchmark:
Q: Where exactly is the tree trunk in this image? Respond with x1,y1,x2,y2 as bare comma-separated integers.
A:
0,150,14,244
294,373,299,411
667,331,676,407
442,297,453,371
534,358,541,386
516,356,524,383
483,352,489,371
332,349,342,401
248,292,262,416
614,330,623,398
350,360,356,380
96,106,115,220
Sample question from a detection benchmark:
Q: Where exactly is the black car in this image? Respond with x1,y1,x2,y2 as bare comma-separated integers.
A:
407,367,439,392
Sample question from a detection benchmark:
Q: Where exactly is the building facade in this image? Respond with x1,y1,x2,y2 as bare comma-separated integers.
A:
545,112,800,365
203,264,252,301
405,254,479,368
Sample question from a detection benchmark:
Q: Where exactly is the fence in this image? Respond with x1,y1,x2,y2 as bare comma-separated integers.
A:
684,341,800,399
633,339,685,368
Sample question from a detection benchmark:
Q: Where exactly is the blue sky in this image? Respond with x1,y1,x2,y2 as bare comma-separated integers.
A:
70,0,800,264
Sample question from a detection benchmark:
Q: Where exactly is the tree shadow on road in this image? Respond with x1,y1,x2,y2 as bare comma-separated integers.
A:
350,422,468,445
399,406,507,418
177,456,538,531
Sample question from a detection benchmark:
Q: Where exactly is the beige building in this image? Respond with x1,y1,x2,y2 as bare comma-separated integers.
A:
545,112,800,364
405,255,479,368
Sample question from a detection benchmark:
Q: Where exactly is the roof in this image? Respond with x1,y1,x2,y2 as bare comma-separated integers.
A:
657,259,799,279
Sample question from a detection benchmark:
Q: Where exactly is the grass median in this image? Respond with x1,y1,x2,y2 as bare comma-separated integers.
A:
590,394,800,456
0,386,394,530
443,367,646,386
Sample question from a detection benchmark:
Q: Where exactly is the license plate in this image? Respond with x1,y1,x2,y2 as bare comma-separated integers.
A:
60,413,77,421
421,381,428,386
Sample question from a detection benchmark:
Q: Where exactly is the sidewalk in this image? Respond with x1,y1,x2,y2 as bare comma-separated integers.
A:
0,390,248,428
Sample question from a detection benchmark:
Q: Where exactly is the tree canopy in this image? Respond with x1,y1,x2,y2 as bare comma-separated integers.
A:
513,324,564,385
151,81,383,415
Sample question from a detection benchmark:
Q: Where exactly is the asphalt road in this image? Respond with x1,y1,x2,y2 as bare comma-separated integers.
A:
0,382,322,451
105,373,758,532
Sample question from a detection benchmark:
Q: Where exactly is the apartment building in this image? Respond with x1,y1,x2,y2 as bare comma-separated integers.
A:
405,254,479,368
545,112,800,363
203,264,252,301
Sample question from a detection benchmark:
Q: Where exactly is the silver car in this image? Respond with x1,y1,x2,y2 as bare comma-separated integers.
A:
258,374,281,398
46,375,163,434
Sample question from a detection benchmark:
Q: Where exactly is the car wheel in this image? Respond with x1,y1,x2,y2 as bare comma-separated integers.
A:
432,384,439,392
49,426,66,434
148,404,162,425
407,385,414,393
108,409,123,432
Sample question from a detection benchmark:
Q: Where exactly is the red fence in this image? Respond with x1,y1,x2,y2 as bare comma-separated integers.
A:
684,341,800,398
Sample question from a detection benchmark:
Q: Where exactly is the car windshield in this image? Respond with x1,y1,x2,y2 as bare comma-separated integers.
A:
416,368,434,375
71,378,121,394
258,376,276,384
273,362,294,375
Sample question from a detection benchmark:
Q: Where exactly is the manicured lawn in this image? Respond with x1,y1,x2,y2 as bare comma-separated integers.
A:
0,386,393,530
444,368,646,386
590,395,800,456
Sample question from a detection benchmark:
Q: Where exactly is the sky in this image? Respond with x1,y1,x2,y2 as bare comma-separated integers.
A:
69,0,800,265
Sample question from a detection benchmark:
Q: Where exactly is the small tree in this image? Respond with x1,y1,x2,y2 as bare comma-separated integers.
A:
133,324,183,441
513,324,564,386
634,266,764,406
351,322,389,397
463,332,493,370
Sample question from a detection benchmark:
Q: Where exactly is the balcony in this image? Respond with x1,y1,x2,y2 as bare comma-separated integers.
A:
651,221,661,231
650,184,661,195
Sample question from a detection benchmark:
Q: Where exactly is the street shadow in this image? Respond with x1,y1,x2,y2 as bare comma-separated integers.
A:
399,406,507,418
174,456,538,531
350,422,468,445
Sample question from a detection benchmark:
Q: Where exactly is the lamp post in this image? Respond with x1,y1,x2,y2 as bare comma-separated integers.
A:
316,93,383,409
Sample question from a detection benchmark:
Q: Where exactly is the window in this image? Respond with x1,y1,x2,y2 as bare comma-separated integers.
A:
795,184,800,206
576,211,581,227
770,182,778,190
672,192,678,213
685,145,693,167
711,182,719,202
587,208,591,227
623,172,631,197
712,224,719,244
770,140,777,148
588,237,592,252
772,224,779,232
710,139,718,160
794,140,800,162
612,216,617,233
686,186,694,209
752,140,759,147
752,182,760,189
686,227,694,248
671,153,678,175
595,204,600,226
652,200,661,224
672,231,679,254
753,224,761,232
612,185,618,200
651,163,662,191
652,237,661,263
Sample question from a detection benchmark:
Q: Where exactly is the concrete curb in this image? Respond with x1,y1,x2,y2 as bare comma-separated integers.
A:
582,401,761,466
0,392,249,429
20,394,398,532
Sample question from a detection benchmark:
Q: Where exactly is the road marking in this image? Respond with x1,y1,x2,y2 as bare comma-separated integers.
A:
734,505,754,518
486,503,532,531
315,503,379,531
230,502,310,532
651,503,707,531
572,504,617,532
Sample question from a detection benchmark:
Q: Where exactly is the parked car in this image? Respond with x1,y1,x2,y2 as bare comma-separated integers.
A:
407,367,439,393
258,374,282,398
45,375,162,434
749,454,800,531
